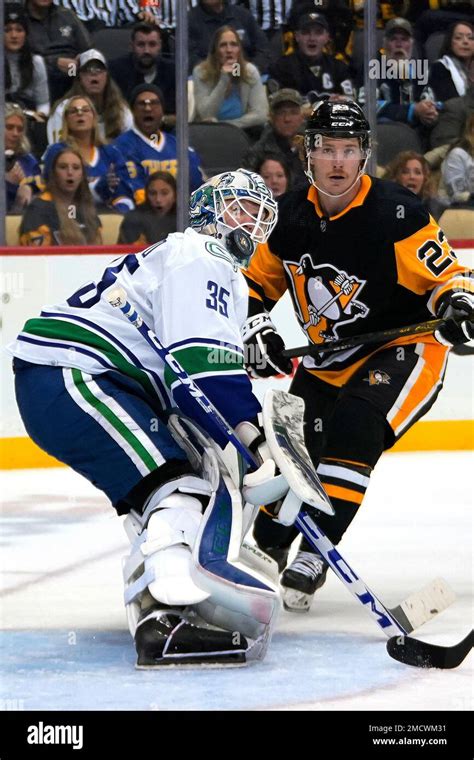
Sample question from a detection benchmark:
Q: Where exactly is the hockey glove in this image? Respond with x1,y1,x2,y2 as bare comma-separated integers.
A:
242,313,293,379
236,419,289,506
434,291,474,347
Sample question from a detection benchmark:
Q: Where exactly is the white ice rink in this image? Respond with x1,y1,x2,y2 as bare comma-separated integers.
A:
0,451,472,712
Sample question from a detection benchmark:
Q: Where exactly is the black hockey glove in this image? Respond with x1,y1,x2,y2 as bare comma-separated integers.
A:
434,291,474,347
242,312,293,378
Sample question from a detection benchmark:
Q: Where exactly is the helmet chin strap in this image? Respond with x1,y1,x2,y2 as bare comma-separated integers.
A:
306,154,370,199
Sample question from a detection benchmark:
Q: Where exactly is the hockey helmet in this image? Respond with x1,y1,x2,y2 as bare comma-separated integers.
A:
305,99,371,154
189,169,278,267
304,100,372,193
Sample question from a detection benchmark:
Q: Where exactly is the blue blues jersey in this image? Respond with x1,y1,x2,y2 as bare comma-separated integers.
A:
113,127,205,203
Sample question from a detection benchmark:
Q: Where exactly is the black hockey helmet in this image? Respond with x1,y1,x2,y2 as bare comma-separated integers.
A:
304,99,371,156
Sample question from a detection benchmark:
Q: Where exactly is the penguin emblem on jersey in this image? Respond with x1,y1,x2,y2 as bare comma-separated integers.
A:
284,255,369,344
365,370,391,386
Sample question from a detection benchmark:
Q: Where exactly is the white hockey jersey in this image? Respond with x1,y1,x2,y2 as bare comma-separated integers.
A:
7,229,261,439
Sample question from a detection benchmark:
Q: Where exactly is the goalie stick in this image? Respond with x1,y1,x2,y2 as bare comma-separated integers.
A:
106,287,455,640
386,630,473,669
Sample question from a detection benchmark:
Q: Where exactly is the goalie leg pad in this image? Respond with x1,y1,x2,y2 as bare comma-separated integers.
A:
123,475,213,635
191,448,281,658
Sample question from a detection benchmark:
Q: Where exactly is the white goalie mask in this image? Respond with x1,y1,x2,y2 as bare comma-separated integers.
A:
189,169,279,266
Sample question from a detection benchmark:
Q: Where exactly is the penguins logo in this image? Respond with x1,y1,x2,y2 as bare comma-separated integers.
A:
285,255,369,344
365,370,391,386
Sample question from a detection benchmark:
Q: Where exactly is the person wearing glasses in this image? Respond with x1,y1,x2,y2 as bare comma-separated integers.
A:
114,84,205,204
42,95,135,214
47,49,133,144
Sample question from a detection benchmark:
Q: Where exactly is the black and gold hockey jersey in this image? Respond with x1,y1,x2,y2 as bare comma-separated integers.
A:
244,175,473,386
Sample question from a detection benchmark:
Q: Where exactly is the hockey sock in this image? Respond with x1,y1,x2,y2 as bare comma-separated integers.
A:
300,457,372,548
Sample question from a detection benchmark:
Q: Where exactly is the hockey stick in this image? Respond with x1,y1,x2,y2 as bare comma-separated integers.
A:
282,317,449,359
106,288,452,639
386,630,473,669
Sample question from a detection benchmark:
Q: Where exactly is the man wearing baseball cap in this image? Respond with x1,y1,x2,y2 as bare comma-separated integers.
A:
114,84,205,204
243,88,308,189
374,17,438,140
269,12,354,101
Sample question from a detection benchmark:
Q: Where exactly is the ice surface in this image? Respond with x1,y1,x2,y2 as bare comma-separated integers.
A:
1,452,472,711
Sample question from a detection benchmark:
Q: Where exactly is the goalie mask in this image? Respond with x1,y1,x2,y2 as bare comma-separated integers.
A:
304,100,372,198
189,169,278,267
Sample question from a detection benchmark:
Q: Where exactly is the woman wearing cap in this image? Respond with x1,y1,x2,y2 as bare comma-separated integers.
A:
426,20,474,103
192,25,268,133
19,146,102,246
47,49,133,144
42,95,135,214
4,2,50,120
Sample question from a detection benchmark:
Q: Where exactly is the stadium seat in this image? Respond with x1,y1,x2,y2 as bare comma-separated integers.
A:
376,123,422,167
439,209,474,239
99,213,123,245
424,32,445,65
5,215,21,246
188,123,251,176
91,28,132,62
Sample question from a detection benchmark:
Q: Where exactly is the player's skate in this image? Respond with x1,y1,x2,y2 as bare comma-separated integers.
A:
281,550,328,612
134,597,247,668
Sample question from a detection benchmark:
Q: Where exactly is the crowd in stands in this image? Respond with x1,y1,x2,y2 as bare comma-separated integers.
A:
3,0,474,246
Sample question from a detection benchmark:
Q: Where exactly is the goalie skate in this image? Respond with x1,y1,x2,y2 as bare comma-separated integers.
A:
135,607,248,669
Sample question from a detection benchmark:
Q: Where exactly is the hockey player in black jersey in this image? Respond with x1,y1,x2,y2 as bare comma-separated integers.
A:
242,100,474,612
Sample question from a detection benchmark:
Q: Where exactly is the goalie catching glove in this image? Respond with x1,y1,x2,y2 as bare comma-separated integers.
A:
242,310,293,379
434,291,474,346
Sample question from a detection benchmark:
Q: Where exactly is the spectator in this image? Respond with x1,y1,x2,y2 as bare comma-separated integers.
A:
441,113,474,206
426,21,474,103
269,12,354,101
192,25,268,132
254,152,291,198
188,0,270,74
242,88,307,188
430,86,474,148
19,147,102,245
5,103,41,214
114,84,205,203
384,150,444,219
25,0,91,102
374,18,439,133
47,49,133,143
42,95,135,214
4,3,50,119
118,170,177,244
285,1,353,62
109,23,176,126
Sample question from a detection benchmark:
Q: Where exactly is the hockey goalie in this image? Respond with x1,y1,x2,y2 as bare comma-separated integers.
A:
7,170,312,668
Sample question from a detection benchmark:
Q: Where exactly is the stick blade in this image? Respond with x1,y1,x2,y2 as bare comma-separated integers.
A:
387,630,473,669
389,577,456,633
